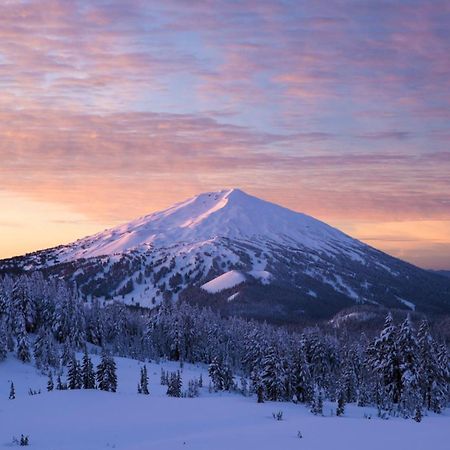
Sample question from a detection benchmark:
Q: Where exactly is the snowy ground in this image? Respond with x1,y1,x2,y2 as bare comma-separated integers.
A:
1,355,449,450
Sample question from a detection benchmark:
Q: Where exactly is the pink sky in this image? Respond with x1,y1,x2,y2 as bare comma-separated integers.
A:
1,0,450,269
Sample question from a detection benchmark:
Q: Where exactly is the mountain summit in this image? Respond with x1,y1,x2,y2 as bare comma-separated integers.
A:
1,189,449,321
62,188,356,260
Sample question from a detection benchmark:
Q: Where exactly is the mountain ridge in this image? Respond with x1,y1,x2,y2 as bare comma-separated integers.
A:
1,189,449,321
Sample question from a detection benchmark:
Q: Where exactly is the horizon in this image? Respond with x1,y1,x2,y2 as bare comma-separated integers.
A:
0,186,447,271
1,0,450,269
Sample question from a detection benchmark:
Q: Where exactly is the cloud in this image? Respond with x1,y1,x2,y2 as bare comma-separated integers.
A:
1,0,450,267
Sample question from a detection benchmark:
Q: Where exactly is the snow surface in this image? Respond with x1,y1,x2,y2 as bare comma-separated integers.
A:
1,354,449,450
398,297,416,311
201,270,246,293
56,188,359,260
249,270,272,284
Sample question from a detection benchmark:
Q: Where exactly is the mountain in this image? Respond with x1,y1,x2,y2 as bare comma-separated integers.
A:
432,270,450,279
1,188,449,322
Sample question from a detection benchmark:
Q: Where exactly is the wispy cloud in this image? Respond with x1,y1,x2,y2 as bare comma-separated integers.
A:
1,0,450,267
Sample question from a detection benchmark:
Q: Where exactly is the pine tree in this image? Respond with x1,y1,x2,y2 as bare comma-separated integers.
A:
187,379,200,397
96,351,118,392
138,365,149,395
33,328,59,371
56,375,64,390
0,318,8,361
310,386,323,415
47,372,54,391
432,343,450,413
67,357,82,389
15,317,31,363
81,348,96,389
397,316,420,417
414,405,423,423
9,381,15,399
261,346,285,401
166,371,182,397
336,389,346,416
291,349,312,403
208,356,224,391
367,313,401,410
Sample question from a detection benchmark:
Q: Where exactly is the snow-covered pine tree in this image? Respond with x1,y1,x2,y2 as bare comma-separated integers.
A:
366,313,401,411
0,318,8,361
138,365,149,395
291,348,312,403
47,372,54,391
187,379,200,397
208,356,224,391
397,316,421,417
81,348,96,389
310,385,323,415
261,346,285,401
56,375,64,390
166,371,182,397
432,343,450,413
15,316,31,363
33,328,59,371
11,279,35,333
67,356,82,389
96,351,117,392
9,381,15,399
160,368,168,385
336,388,346,416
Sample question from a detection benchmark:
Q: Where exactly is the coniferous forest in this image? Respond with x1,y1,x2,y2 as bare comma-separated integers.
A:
0,272,448,421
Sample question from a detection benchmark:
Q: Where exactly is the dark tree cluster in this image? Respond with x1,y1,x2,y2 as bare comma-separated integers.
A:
0,274,448,419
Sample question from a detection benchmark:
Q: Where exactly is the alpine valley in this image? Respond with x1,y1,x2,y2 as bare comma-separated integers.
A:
1,188,449,323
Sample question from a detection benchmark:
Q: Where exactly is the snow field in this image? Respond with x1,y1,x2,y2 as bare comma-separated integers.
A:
1,354,449,450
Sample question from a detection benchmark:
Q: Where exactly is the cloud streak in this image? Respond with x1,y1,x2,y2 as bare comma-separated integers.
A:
1,0,450,268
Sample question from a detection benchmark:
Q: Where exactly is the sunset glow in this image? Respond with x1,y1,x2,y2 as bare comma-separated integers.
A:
1,0,450,268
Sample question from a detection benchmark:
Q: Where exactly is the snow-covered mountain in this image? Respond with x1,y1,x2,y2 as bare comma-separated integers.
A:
1,188,449,321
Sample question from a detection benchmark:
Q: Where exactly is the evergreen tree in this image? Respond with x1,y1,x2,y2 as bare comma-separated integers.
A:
397,316,420,417
166,371,182,397
15,317,31,363
56,375,64,390
9,381,15,400
81,348,96,389
367,313,401,410
336,389,346,416
291,349,312,403
310,386,323,415
47,372,54,391
67,357,82,389
432,343,450,413
138,365,149,395
0,318,8,361
261,346,285,401
96,351,117,392
33,328,59,371
208,356,224,391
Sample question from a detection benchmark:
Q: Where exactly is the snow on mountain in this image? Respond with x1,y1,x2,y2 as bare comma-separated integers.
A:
57,188,359,261
201,270,246,293
1,188,450,320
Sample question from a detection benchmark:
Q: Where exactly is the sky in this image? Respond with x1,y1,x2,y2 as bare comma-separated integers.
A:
1,0,450,269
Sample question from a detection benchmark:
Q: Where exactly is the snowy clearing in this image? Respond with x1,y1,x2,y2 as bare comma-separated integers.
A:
201,270,246,293
1,355,449,450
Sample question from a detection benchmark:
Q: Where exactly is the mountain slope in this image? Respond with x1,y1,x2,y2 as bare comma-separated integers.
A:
39,188,360,261
1,189,449,321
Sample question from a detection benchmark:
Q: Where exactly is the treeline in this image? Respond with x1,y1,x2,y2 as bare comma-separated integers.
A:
0,273,448,420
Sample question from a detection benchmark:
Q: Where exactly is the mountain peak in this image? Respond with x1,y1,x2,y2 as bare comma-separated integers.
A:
67,188,355,259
